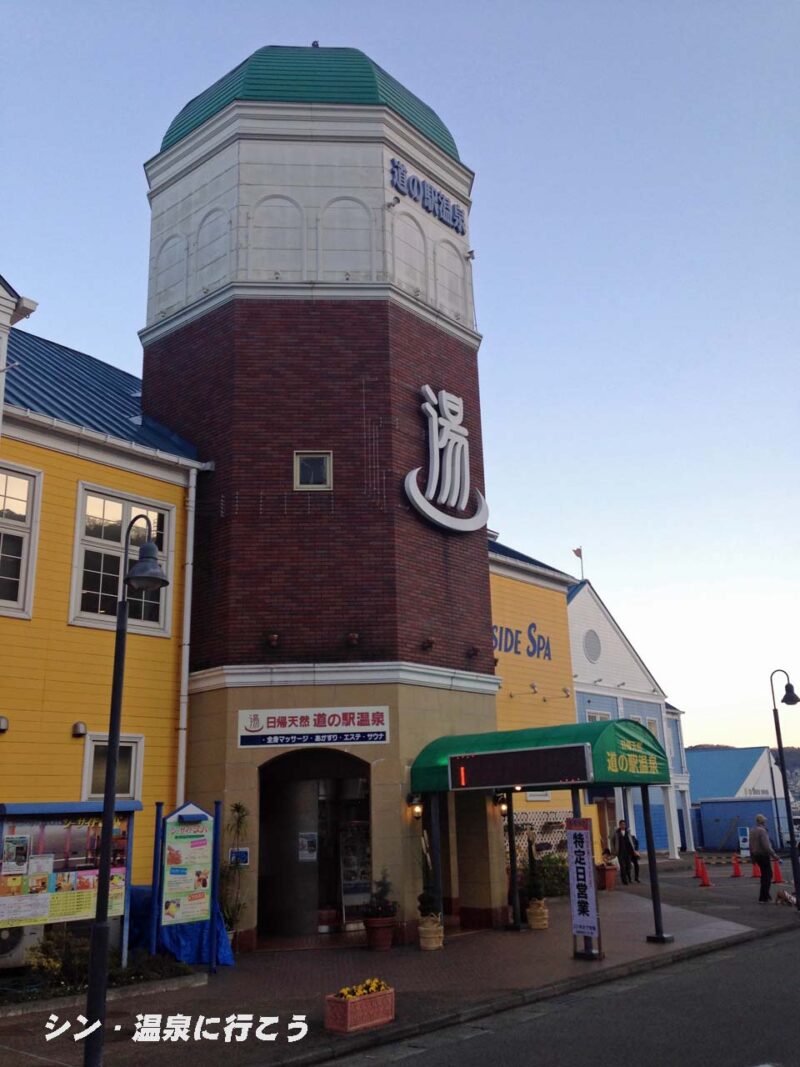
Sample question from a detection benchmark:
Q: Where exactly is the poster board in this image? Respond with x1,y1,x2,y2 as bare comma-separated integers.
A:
161,803,214,926
0,814,129,929
340,821,371,923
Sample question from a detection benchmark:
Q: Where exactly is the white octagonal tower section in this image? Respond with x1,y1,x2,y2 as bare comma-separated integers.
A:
144,103,476,334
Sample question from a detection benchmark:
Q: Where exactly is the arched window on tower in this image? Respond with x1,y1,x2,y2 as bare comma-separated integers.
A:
435,239,466,322
195,209,230,296
393,213,427,299
250,196,304,282
320,198,373,283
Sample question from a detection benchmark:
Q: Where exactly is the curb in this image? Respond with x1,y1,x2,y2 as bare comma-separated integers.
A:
0,971,208,1020
275,920,800,1066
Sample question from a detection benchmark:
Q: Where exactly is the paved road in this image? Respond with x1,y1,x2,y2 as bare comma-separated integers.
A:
331,927,800,1067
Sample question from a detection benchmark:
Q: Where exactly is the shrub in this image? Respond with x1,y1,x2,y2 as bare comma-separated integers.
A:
20,928,191,1002
363,869,398,918
538,853,569,896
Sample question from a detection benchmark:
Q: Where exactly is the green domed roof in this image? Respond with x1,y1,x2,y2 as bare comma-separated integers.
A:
161,45,459,160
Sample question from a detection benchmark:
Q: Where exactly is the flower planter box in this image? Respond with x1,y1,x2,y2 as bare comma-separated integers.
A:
325,988,396,1034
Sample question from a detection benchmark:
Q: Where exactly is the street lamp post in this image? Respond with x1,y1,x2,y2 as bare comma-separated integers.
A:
769,669,800,913
84,516,169,1067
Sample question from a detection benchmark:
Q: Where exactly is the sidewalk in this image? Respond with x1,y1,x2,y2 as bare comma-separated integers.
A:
1,872,797,1067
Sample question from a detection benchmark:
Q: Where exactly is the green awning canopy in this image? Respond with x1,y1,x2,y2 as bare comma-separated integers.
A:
410,719,670,793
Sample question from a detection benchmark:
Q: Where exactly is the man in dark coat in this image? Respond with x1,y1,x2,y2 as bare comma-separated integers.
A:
749,813,778,903
612,819,639,885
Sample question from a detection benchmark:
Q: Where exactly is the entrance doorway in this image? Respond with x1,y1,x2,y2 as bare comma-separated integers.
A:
258,749,370,936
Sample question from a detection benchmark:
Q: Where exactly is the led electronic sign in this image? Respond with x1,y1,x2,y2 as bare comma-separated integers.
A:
448,744,593,791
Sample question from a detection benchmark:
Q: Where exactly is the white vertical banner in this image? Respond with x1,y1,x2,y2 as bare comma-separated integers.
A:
566,817,600,939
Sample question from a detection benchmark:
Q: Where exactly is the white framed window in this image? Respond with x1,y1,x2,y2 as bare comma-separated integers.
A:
81,733,145,800
0,463,42,619
293,451,333,491
70,483,174,636
587,711,611,724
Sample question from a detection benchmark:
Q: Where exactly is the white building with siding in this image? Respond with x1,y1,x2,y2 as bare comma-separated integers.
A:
567,580,693,858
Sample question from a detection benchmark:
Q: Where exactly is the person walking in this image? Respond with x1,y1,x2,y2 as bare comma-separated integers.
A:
612,819,638,885
749,813,779,903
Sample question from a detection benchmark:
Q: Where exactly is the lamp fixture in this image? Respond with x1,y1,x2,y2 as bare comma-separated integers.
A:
266,632,280,649
0,716,8,734
72,721,87,738
386,196,400,208
616,682,626,688
421,637,435,651
466,645,479,659
465,250,475,260
530,683,538,694
493,792,508,816
769,669,800,913
592,678,603,685
126,538,168,593
346,631,360,647
84,514,170,1065
781,682,800,706
406,794,423,820
562,687,571,697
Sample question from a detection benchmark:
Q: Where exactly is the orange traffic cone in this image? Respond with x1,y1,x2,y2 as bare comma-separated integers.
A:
752,862,761,878
772,859,783,884
693,855,702,879
731,855,742,878
699,860,713,888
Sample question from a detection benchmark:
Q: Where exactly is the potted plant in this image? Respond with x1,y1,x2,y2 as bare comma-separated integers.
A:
526,840,548,930
417,891,444,950
362,869,398,950
325,977,395,1033
220,801,249,947
595,849,617,891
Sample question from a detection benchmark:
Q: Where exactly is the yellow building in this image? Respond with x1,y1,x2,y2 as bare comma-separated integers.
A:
0,286,206,886
489,538,578,839
489,538,614,865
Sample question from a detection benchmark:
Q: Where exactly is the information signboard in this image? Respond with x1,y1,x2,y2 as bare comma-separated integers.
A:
238,707,390,748
162,804,213,926
0,815,129,929
340,822,371,923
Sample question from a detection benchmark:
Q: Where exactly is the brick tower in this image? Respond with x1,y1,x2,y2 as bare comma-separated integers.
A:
141,46,505,941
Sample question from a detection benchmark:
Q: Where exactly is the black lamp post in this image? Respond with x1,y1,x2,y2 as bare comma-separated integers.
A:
84,516,169,1067
769,669,800,913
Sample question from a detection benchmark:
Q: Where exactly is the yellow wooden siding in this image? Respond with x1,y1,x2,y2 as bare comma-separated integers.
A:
0,437,186,883
490,572,577,816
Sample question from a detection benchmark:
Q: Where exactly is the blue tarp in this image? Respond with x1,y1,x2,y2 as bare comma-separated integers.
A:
129,885,234,966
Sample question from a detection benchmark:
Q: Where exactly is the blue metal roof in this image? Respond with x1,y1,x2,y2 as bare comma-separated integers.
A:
488,540,574,581
6,329,197,460
685,748,766,800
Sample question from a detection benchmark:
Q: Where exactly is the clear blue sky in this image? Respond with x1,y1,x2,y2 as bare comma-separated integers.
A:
2,1,798,747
